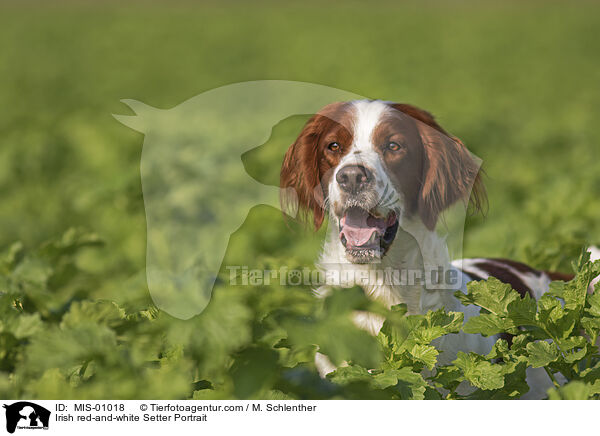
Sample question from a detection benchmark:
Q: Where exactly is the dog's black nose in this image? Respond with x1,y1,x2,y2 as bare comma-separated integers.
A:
336,165,373,193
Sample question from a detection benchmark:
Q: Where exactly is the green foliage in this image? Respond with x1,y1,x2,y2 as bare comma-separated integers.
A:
1,229,600,399
454,250,600,399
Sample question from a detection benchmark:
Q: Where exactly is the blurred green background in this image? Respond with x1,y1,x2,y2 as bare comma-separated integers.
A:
0,0,599,398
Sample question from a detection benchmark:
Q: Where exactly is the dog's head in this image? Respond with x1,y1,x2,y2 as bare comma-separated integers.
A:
281,100,485,264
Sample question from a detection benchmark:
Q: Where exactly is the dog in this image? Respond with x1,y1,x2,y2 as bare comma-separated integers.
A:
280,99,598,399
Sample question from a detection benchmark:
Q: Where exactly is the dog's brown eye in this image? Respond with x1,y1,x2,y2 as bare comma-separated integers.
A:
387,142,403,152
328,142,340,151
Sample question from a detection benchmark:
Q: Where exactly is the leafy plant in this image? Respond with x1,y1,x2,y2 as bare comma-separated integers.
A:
455,250,600,399
320,250,600,400
2,229,599,400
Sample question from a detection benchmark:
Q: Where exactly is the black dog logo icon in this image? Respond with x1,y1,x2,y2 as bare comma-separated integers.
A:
3,402,50,433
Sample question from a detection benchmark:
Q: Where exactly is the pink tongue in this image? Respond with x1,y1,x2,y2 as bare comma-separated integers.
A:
340,209,387,248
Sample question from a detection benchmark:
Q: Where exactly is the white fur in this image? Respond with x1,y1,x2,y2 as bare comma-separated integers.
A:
590,246,600,292
329,101,401,221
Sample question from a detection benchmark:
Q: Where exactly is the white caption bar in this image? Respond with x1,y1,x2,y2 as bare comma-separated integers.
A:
0,400,591,435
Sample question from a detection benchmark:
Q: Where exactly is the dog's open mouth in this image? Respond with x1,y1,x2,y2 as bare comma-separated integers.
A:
339,207,399,262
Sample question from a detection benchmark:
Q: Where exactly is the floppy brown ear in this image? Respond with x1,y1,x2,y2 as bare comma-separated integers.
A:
280,115,326,230
386,103,486,230
415,120,486,230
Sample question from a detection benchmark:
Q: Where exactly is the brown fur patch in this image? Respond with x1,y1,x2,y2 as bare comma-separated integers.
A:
545,271,575,282
280,102,355,229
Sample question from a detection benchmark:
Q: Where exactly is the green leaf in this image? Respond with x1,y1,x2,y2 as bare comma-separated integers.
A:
457,277,521,316
25,324,118,374
581,316,600,339
546,280,566,299
467,359,530,399
370,370,401,389
431,365,463,393
510,333,535,353
561,252,600,311
231,347,279,399
586,291,600,320
548,381,592,400
328,365,372,386
329,365,428,400
381,309,463,361
416,310,464,342
61,300,125,329
537,295,577,339
284,288,382,368
277,344,317,368
453,352,505,390
369,368,429,399
380,314,424,354
526,341,559,368
506,294,538,326
563,346,587,364
12,313,44,339
485,338,510,361
408,344,438,370
581,361,600,385
463,313,510,336
387,367,429,400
